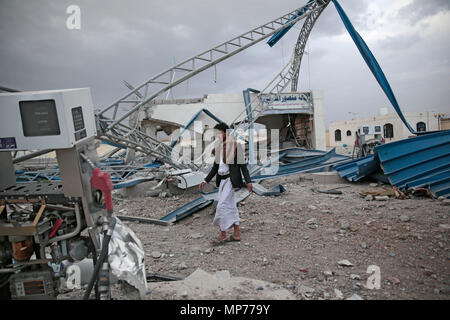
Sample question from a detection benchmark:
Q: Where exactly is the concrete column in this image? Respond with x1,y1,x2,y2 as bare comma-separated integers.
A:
311,91,326,151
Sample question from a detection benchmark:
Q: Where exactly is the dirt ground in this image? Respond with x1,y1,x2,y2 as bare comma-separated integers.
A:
104,172,450,300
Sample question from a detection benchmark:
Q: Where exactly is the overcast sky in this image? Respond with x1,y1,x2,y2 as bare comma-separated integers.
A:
0,0,449,127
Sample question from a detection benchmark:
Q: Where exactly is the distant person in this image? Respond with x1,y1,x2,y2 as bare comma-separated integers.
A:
199,123,252,245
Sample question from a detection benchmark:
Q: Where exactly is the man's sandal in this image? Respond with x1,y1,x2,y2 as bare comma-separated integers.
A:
225,235,240,242
211,237,226,246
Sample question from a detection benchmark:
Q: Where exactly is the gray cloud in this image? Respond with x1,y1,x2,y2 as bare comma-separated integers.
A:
398,0,450,25
0,0,448,126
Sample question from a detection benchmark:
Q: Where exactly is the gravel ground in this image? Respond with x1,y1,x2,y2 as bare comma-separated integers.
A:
103,173,450,300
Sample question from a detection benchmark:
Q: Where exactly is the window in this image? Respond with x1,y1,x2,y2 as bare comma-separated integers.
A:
417,122,426,132
346,130,352,136
383,123,394,139
335,129,342,142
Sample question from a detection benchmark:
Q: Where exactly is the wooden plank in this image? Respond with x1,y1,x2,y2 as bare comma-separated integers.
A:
32,201,46,227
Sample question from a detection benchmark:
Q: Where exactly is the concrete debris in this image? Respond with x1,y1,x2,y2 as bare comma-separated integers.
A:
334,288,344,299
338,259,354,267
145,268,296,299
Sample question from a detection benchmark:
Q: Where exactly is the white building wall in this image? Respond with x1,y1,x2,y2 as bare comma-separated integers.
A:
143,91,326,150
329,110,442,149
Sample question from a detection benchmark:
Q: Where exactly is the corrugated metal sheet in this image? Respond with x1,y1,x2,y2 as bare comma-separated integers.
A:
374,130,450,199
333,155,380,182
251,148,349,181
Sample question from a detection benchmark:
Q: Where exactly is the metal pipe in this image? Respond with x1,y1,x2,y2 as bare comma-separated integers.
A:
0,85,21,92
12,149,53,164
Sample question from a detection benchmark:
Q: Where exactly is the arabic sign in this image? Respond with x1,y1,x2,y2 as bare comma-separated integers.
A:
260,92,313,110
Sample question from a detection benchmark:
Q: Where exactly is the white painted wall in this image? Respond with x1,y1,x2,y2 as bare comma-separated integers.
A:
142,91,326,150
329,110,443,148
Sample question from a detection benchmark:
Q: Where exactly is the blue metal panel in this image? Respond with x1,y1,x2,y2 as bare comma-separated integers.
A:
251,148,349,180
267,0,314,47
169,108,225,148
333,155,380,182
160,196,212,222
374,130,450,198
332,0,416,134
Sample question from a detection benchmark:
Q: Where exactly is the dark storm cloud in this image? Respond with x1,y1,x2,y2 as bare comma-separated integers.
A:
0,0,448,125
398,0,450,24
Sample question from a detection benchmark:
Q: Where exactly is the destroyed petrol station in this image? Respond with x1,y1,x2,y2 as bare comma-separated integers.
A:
0,0,449,304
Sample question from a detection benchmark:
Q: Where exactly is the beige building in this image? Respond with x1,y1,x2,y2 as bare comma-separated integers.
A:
140,91,327,151
328,108,448,152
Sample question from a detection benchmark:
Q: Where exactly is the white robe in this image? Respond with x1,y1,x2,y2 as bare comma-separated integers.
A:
213,177,239,231
212,152,239,231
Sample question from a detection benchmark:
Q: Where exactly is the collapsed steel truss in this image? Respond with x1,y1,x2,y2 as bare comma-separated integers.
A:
94,0,331,170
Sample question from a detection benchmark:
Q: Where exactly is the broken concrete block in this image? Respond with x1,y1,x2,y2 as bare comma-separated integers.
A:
311,172,344,184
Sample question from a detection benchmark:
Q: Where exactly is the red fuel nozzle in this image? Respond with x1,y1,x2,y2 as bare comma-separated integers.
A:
90,168,114,212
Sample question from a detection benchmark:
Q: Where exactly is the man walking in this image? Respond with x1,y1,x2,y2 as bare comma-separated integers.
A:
199,123,252,245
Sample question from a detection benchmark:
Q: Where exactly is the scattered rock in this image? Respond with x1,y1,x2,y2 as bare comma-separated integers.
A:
399,215,411,222
278,230,286,236
350,274,361,280
306,218,318,228
361,242,367,249
369,183,378,187
334,288,344,299
338,259,354,267
365,195,374,201
339,219,350,230
149,251,161,259
178,262,188,270
323,270,334,277
190,233,203,239
388,277,400,285
298,285,315,297
438,224,450,230
375,196,389,201
308,205,318,210
159,191,170,198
